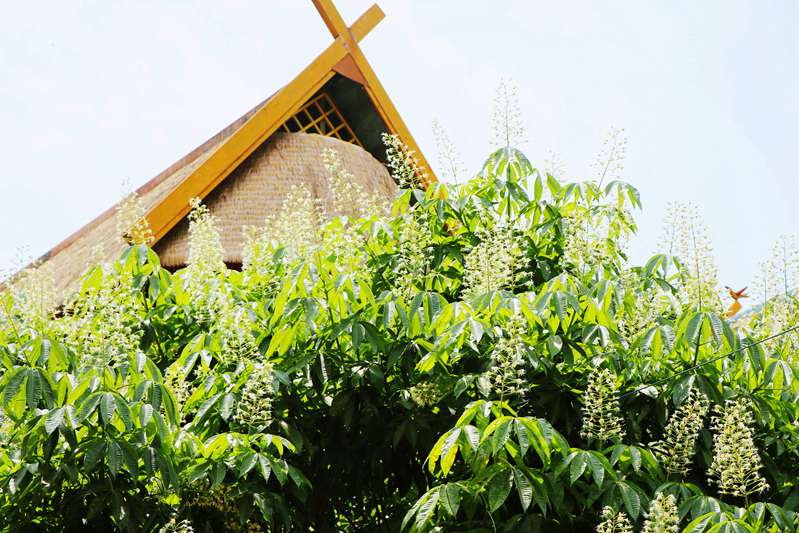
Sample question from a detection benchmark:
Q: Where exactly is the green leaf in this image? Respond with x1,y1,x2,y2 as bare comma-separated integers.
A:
684,312,704,347
113,394,133,431
490,418,513,455
107,441,123,478
570,452,587,484
488,467,512,512
220,393,235,420
45,407,64,435
119,442,139,481
238,452,257,478
25,367,42,411
440,484,461,517
552,291,567,322
140,404,154,427
546,335,562,355
257,454,271,484
85,440,107,471
440,428,461,476
2,367,27,405
513,468,533,511
77,392,104,423
100,392,117,425
413,487,440,532
618,481,641,520
706,312,724,345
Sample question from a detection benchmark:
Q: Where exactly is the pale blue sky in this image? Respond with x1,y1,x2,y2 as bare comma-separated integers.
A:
1,0,796,311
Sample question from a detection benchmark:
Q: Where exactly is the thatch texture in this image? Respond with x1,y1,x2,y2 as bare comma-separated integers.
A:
29,96,275,299
153,133,396,267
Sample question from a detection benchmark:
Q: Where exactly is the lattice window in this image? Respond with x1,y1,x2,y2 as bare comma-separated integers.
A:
278,93,363,148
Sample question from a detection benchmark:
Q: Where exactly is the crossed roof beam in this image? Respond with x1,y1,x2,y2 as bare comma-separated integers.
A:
145,0,437,243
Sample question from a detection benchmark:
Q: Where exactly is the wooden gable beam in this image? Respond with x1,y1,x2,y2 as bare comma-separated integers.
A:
146,0,436,245
312,0,351,40
350,4,385,42
145,39,347,243
312,1,437,189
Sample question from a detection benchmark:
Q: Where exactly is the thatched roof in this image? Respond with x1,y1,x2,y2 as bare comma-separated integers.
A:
154,133,396,267
15,0,437,300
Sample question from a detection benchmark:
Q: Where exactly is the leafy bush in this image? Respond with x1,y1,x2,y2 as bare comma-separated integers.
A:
1,119,798,533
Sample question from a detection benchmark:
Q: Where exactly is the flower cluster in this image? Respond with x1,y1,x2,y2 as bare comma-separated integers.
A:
483,313,528,398
581,367,625,445
431,118,465,184
0,407,15,451
409,382,441,407
544,150,565,184
234,363,274,431
184,198,229,322
642,492,679,533
753,235,798,304
164,364,193,422
260,185,324,266
732,235,799,361
596,507,632,533
651,389,709,477
116,181,153,245
393,209,432,306
382,133,428,189
616,270,677,342
734,295,799,362
490,79,525,148
593,127,627,187
159,518,194,533
462,225,520,297
654,202,722,311
562,197,633,275
321,151,382,279
185,481,264,533
187,198,225,279
217,304,259,365
322,149,387,220
10,260,56,333
67,263,144,373
708,398,769,497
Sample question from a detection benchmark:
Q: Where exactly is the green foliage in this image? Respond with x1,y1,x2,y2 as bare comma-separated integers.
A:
1,130,798,533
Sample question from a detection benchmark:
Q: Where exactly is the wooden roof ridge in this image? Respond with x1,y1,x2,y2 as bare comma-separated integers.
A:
27,0,437,278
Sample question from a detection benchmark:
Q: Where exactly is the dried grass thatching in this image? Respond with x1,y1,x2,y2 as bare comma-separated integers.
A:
154,133,396,267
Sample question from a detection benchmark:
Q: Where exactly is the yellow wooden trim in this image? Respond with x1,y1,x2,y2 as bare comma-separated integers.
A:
348,47,438,187
351,4,385,42
312,0,349,39
309,2,437,187
146,39,347,243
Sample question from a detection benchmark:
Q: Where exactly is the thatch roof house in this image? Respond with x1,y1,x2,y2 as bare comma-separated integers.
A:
33,0,437,296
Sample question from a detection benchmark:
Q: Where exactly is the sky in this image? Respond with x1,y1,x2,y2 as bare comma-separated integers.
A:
0,0,796,311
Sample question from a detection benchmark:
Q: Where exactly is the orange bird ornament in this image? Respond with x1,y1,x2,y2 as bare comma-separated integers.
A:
724,286,748,317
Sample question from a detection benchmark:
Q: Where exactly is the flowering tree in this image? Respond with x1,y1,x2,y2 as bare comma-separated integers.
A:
1,91,798,533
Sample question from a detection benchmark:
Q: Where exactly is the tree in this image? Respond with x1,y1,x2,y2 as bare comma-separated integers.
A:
1,97,798,533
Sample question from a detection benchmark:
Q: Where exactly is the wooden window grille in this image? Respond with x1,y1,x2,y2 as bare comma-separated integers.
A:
278,93,363,148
